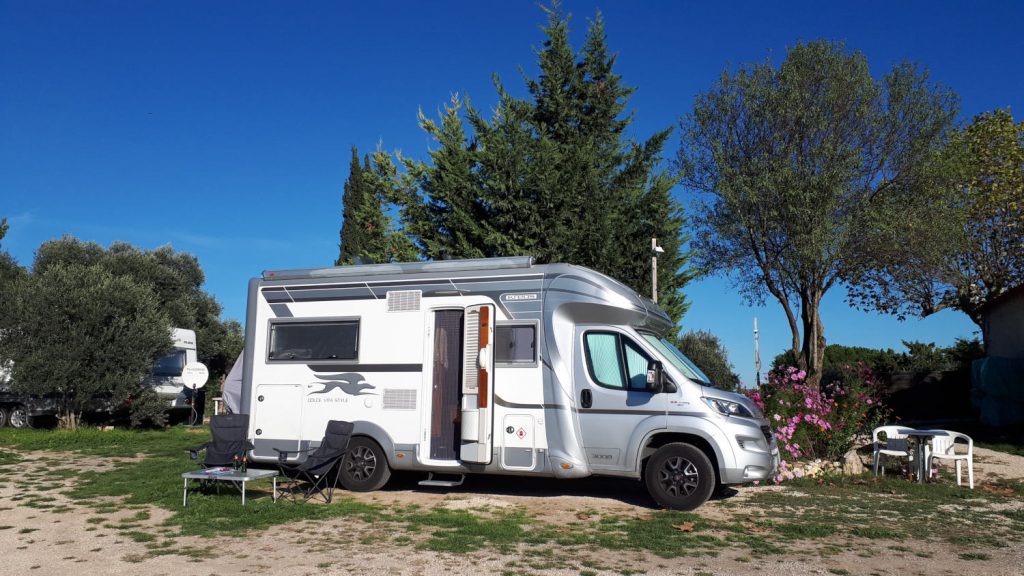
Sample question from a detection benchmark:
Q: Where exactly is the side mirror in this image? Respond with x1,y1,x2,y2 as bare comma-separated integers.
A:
646,361,664,393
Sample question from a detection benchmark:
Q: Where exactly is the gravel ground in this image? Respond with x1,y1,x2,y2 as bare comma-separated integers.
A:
2,447,1023,576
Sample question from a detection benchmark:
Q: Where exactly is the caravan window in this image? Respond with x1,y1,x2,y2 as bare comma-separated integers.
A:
268,320,359,362
495,323,537,365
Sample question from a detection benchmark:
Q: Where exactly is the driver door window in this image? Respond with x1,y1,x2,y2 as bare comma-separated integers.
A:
584,332,653,391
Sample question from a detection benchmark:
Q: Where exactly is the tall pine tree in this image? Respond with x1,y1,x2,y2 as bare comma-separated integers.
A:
386,3,695,325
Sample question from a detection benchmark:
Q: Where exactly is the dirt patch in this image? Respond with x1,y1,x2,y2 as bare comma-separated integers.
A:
3,448,1024,575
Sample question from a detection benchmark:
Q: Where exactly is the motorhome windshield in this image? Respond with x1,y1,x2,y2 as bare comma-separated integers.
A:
152,350,186,376
639,332,712,386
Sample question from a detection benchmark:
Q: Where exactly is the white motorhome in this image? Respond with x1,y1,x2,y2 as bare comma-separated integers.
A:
241,257,778,510
144,328,199,409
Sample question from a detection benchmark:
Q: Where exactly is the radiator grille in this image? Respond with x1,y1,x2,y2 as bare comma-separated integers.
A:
383,389,417,410
387,290,421,312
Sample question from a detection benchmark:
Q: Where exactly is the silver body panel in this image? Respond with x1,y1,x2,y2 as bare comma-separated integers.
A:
241,258,778,485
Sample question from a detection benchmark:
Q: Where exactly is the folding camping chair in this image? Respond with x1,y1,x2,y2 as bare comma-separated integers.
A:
274,420,353,503
187,413,254,467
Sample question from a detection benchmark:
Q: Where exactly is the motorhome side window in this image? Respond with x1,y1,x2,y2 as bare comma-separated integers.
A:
268,320,359,362
583,332,653,391
495,324,536,364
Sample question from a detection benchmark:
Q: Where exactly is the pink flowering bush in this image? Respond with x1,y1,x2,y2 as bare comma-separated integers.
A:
746,364,890,483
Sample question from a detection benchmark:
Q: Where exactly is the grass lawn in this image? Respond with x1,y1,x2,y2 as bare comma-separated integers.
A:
2,426,1023,570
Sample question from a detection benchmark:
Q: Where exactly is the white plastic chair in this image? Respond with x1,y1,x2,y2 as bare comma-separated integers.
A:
873,425,912,476
928,431,974,489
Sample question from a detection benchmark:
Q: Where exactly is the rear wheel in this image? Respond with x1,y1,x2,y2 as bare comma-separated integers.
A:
0,406,8,427
644,442,715,511
340,437,391,492
8,405,32,429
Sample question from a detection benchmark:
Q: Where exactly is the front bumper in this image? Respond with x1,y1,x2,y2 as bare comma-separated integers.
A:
718,418,780,484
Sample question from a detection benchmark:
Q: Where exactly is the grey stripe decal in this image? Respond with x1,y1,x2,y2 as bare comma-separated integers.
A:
546,288,645,312
493,394,704,418
580,408,667,416
309,364,422,373
558,273,612,293
493,394,567,410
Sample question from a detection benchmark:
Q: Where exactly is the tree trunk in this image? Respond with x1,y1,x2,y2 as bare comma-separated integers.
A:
799,288,827,387
768,288,802,369
60,403,80,431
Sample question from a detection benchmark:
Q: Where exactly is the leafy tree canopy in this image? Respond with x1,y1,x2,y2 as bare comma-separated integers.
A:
32,237,242,379
678,40,958,383
847,109,1024,330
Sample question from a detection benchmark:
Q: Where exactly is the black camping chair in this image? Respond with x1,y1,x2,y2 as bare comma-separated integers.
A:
187,413,254,468
275,420,353,504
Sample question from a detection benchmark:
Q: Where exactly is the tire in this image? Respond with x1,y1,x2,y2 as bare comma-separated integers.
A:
8,405,32,429
0,406,8,428
644,442,715,511
339,437,391,492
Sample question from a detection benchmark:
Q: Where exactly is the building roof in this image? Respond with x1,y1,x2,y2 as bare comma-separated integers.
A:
979,283,1024,316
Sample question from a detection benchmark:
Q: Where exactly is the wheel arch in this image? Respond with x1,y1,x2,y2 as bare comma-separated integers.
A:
349,421,396,464
640,431,724,486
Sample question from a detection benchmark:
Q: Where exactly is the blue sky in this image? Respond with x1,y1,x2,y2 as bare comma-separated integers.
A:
3,1,1022,386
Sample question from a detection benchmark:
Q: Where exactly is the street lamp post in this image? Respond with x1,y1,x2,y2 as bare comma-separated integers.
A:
650,238,664,303
754,317,761,387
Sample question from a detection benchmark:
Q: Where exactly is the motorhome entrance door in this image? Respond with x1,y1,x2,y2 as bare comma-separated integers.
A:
460,304,495,463
429,310,464,461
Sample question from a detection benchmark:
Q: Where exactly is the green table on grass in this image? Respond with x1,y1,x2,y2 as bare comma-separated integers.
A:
182,467,278,506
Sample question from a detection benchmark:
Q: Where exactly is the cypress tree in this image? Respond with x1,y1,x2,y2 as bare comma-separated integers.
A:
338,146,417,265
337,147,368,265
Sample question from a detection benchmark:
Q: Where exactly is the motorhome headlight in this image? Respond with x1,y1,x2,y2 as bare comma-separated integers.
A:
702,397,756,418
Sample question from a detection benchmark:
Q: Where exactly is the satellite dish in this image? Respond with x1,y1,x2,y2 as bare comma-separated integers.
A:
182,362,210,389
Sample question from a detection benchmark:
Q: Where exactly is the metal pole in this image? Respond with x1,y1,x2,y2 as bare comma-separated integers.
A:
651,237,658,303
754,317,761,387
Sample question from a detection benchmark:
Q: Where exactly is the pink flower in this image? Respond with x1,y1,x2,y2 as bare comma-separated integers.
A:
773,414,782,421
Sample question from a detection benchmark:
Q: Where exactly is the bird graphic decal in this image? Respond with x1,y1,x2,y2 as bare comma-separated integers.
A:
308,372,377,396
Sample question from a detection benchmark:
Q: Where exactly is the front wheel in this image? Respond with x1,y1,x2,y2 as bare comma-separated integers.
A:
8,405,32,429
339,437,391,492
644,442,715,511
0,406,8,427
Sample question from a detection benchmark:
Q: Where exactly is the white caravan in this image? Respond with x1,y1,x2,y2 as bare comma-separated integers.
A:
241,257,778,510
144,328,199,409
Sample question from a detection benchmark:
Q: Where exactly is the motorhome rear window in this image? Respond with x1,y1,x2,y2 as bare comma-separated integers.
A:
495,324,536,364
152,350,186,376
268,321,359,362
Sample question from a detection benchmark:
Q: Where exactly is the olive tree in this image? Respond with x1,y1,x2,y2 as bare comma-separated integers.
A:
677,41,958,385
0,263,172,429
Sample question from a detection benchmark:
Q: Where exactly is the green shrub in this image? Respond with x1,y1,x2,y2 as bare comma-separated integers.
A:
675,330,741,390
128,388,168,428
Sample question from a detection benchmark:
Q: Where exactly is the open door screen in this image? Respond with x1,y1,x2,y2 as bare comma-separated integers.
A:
460,304,495,463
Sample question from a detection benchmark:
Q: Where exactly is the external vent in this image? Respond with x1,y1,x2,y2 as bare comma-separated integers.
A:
387,290,421,312
383,389,418,410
